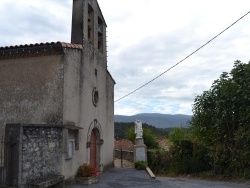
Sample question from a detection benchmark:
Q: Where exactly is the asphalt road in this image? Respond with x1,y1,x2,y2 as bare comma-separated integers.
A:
66,168,250,188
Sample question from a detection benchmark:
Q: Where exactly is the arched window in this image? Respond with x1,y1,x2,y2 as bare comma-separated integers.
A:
98,17,103,53
88,4,94,43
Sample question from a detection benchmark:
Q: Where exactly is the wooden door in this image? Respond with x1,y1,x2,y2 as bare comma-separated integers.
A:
90,129,97,167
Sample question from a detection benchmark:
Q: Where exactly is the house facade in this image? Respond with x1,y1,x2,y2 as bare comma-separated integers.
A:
0,0,115,181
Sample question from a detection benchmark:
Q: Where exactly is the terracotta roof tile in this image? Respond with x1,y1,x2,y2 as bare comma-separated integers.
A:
59,42,83,49
0,41,83,50
114,139,134,151
0,41,83,60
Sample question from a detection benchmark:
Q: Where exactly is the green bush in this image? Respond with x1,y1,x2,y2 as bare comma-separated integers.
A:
169,127,190,142
134,161,148,170
143,128,159,149
190,61,250,178
229,127,250,178
147,141,212,175
192,143,212,172
147,149,170,174
170,140,193,174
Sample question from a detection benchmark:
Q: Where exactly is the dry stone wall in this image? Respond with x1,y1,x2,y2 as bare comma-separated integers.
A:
5,124,64,187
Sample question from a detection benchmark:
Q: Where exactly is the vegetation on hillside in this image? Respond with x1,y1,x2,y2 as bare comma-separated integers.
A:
126,126,159,149
147,61,250,179
190,60,250,178
168,127,191,143
114,122,175,139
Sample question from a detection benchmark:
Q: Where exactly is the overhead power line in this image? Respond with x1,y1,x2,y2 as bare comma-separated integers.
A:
114,10,250,103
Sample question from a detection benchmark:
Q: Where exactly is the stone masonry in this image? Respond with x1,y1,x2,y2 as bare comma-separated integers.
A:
5,124,63,187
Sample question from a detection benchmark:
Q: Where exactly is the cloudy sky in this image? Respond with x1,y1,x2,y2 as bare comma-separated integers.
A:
1,0,250,116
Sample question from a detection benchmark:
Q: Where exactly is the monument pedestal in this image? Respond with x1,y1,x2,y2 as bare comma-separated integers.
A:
134,138,147,162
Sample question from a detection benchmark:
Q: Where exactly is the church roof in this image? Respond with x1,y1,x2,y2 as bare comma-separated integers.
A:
0,42,83,60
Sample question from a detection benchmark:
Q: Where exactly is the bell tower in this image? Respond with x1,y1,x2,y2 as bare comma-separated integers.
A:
71,0,84,44
71,0,106,57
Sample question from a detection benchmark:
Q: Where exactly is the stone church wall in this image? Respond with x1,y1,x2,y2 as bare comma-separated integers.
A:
5,124,63,187
0,55,64,138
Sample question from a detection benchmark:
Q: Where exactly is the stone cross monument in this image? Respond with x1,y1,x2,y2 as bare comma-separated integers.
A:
134,120,147,162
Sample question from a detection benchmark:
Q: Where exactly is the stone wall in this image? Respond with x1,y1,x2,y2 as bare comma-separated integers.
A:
0,55,64,137
5,124,63,187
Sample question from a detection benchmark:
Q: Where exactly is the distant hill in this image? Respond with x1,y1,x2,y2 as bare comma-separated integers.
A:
115,122,175,139
114,113,192,128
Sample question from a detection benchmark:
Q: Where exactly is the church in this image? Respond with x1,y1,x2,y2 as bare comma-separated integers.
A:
0,0,115,181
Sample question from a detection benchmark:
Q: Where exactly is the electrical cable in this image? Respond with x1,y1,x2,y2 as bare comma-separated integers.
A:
114,10,250,103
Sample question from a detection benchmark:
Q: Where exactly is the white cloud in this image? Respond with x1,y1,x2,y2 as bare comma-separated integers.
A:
1,0,250,115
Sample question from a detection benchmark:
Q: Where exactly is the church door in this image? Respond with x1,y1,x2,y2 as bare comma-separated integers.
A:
90,129,97,167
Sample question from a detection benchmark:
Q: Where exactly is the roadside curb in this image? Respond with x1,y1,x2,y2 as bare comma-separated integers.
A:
146,167,156,179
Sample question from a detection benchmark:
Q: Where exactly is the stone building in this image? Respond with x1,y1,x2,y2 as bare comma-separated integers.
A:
0,0,115,181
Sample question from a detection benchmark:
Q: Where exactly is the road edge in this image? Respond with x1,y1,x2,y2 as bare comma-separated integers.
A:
146,167,156,179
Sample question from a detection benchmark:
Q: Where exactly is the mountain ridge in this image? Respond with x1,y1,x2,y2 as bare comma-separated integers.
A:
114,113,192,128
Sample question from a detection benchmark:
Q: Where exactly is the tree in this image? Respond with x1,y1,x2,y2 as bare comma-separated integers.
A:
126,127,159,149
126,126,136,144
143,128,159,149
190,60,250,177
168,127,190,143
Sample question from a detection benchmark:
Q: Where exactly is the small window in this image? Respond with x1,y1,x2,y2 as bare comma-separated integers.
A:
92,88,99,107
95,69,97,76
64,126,82,160
68,129,79,150
67,139,75,159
